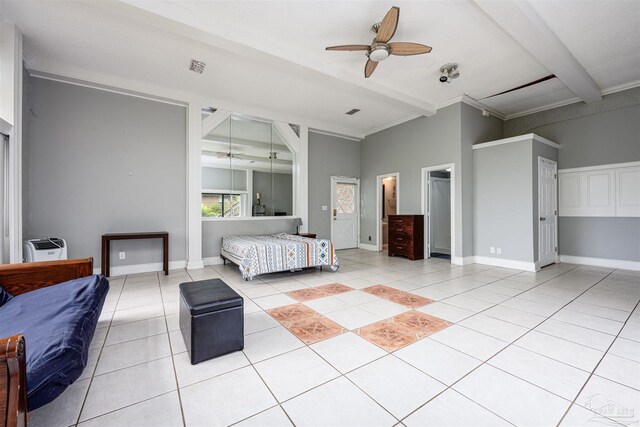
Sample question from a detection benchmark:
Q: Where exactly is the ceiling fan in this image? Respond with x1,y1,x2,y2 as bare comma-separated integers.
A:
325,6,432,78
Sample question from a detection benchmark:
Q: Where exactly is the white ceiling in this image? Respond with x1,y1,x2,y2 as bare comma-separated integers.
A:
3,0,639,138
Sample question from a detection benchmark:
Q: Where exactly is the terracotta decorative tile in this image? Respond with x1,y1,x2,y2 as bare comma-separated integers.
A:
315,283,353,296
286,314,347,344
363,285,433,308
388,293,433,308
363,285,400,299
392,311,451,338
355,321,418,352
287,288,328,302
267,303,317,324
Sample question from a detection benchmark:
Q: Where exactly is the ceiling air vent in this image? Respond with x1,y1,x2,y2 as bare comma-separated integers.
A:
189,59,206,74
345,108,361,115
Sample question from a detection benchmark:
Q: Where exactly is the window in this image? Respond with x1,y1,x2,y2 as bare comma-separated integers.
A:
202,193,242,217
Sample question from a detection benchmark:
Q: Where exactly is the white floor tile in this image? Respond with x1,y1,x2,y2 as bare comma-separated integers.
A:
303,295,352,314
359,298,410,318
608,337,640,362
310,332,387,374
29,378,90,427
552,309,625,336
282,377,396,426
482,305,546,328
245,310,281,335
535,319,616,351
347,355,446,419
80,357,176,421
594,353,640,390
323,306,382,330
253,293,298,310
104,317,167,346
453,364,571,426
459,314,529,342
243,326,304,363
515,331,604,371
576,376,640,426
430,325,508,360
559,404,620,426
500,298,560,317
415,302,474,323
335,290,379,305
441,295,494,312
404,389,510,427
96,334,171,375
394,338,482,386
181,366,277,426
79,391,183,427
168,330,187,354
174,349,250,388
489,345,591,400
110,304,165,326
235,406,292,426
90,327,108,349
255,347,340,402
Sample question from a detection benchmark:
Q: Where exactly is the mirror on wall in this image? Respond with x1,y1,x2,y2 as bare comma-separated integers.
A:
201,113,294,218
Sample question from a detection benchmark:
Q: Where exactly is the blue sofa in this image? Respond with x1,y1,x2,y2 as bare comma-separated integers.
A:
0,259,108,413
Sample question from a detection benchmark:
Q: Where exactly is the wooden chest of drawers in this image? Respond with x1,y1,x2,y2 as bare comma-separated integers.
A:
388,215,424,261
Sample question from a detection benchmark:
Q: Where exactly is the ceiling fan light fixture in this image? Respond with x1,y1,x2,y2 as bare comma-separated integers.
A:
368,44,390,62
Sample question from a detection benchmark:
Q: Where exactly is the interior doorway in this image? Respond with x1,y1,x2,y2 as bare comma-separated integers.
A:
538,157,558,267
376,173,399,252
422,164,455,261
330,176,359,250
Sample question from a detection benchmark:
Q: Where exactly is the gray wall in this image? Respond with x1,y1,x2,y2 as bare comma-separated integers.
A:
202,218,296,258
308,132,360,239
461,103,503,257
202,166,247,192
473,141,534,262
504,89,640,262
252,171,293,216
25,78,187,268
361,104,463,255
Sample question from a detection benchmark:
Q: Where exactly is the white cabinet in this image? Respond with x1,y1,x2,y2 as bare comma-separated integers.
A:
559,162,640,217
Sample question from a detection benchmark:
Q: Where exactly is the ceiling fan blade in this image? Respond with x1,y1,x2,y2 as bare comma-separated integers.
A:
326,44,370,52
389,42,432,56
364,59,378,78
375,6,399,43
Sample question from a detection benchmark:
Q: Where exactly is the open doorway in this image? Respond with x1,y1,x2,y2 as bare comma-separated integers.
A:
422,164,455,261
376,173,399,252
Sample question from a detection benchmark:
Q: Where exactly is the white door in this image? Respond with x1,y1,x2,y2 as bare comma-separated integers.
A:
331,177,359,250
538,157,558,267
430,177,451,254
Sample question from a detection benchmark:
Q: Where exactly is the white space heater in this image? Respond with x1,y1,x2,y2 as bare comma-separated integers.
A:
23,238,68,262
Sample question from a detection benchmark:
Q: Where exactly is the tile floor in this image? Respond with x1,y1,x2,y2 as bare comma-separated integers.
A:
29,250,640,426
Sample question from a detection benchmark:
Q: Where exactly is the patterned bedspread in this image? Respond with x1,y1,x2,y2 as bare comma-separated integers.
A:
222,233,339,279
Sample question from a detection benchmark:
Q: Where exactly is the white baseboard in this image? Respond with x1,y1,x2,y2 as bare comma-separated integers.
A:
94,260,187,277
559,255,640,271
433,247,451,255
451,256,474,266
186,259,205,270
203,256,224,266
358,243,378,251
473,256,538,272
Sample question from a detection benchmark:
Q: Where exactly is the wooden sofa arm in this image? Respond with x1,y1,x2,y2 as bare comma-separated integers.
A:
0,258,93,296
0,334,27,427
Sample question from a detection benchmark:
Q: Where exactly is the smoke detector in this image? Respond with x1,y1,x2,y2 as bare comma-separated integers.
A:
189,59,206,74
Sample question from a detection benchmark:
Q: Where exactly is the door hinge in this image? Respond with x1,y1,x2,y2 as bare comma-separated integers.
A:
555,210,557,215
554,173,557,179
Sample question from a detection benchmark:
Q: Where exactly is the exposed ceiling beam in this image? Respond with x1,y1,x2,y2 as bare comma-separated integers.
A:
473,0,602,103
202,110,232,138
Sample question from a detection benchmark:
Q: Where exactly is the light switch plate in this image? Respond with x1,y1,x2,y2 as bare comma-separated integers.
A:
321,205,328,211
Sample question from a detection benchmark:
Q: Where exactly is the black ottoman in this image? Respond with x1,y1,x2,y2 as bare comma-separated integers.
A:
179,279,244,365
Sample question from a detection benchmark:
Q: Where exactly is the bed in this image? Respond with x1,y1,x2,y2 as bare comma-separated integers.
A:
221,233,339,280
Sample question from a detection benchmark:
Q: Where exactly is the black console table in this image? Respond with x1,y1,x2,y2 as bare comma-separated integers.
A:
101,231,169,277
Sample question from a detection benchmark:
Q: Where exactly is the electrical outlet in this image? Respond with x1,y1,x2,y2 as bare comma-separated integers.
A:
496,248,502,255
490,247,495,254
368,236,372,241
119,252,126,260
321,205,328,211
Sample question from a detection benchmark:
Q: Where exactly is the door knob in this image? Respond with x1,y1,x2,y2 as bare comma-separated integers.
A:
540,217,546,221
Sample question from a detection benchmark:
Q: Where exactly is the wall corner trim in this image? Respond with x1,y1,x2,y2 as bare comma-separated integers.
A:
358,243,378,251
473,133,560,150
452,256,474,266
473,256,538,272
559,255,640,271
186,260,205,270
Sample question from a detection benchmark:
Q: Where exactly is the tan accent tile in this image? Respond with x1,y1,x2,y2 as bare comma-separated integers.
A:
286,315,347,345
267,304,317,325
287,288,328,302
388,293,433,308
314,283,353,296
355,321,418,352
363,285,433,308
393,311,451,338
